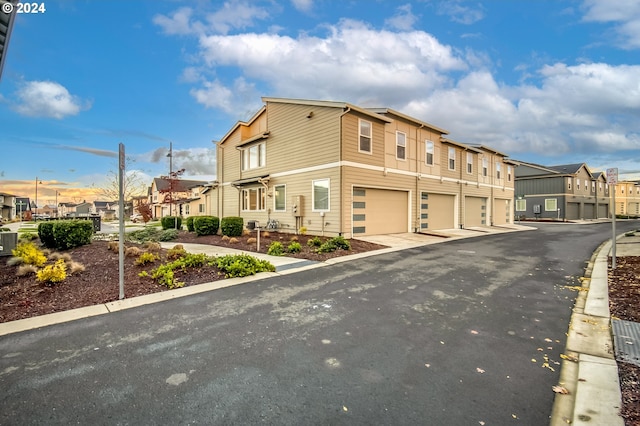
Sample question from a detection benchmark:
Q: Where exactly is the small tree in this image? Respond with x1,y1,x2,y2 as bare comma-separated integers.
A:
137,200,153,225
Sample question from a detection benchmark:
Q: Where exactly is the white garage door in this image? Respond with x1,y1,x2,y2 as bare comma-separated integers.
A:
352,187,408,235
465,196,486,227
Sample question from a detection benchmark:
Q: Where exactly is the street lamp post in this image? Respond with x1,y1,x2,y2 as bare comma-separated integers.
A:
55,191,60,218
35,177,42,221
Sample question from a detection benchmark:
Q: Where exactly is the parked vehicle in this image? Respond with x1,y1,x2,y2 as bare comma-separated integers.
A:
130,213,143,223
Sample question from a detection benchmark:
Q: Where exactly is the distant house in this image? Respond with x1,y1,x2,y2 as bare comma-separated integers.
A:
612,180,640,217
514,162,610,220
93,200,117,219
149,177,208,219
0,192,17,220
59,202,77,217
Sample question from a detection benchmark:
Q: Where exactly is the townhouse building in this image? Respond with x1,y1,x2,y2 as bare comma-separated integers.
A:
208,97,515,238
514,162,610,220
149,177,208,219
613,180,640,217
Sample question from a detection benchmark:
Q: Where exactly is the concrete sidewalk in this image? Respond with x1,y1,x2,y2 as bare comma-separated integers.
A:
550,231,640,426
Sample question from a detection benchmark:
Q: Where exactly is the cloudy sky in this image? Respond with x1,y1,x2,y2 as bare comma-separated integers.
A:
0,0,638,204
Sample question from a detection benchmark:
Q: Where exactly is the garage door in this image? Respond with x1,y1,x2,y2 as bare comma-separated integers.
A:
584,203,595,219
597,204,608,219
566,203,580,220
420,192,455,231
465,196,486,227
352,187,408,235
494,198,511,225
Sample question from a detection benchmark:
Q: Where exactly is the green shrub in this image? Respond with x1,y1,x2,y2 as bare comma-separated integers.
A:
287,241,302,253
12,242,47,266
221,216,243,237
315,236,351,253
330,236,351,250
19,232,37,242
36,259,67,284
307,236,323,247
159,229,179,242
135,252,159,265
161,216,182,230
267,241,284,256
127,227,161,243
52,220,93,250
316,240,337,253
186,216,195,232
193,216,219,236
0,227,10,232
150,252,216,289
167,247,187,259
38,222,56,248
216,254,275,278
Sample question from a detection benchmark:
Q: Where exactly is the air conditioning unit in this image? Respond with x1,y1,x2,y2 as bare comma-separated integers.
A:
0,232,18,257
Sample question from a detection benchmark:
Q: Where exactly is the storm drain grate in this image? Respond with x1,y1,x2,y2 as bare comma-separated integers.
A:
612,319,640,367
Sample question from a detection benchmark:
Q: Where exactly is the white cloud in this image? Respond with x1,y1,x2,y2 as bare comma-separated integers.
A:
582,0,640,49
436,1,485,25
13,81,90,119
153,7,199,35
291,0,313,13
385,4,418,31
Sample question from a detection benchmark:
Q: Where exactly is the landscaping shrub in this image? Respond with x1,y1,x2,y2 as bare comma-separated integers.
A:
161,216,182,230
52,220,93,250
221,216,243,237
135,252,159,265
193,216,219,236
37,222,56,248
307,236,322,247
167,246,186,260
12,242,47,267
127,227,161,243
287,241,302,253
267,241,284,256
331,236,351,250
67,261,86,274
19,232,37,242
17,264,38,277
216,254,275,278
150,252,216,289
0,227,10,232
36,259,67,284
159,229,179,242
315,236,351,254
186,216,195,232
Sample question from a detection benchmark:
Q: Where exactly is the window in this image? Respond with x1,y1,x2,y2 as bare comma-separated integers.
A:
507,166,512,181
496,162,502,179
241,187,265,211
584,180,588,191
185,205,190,215
448,147,455,170
425,140,434,165
591,181,595,192
359,120,372,153
241,142,266,171
198,203,205,213
274,184,286,211
599,182,602,191
482,157,488,177
396,131,406,160
466,153,473,174
516,199,526,211
567,177,572,190
577,179,580,190
312,179,330,211
545,198,557,211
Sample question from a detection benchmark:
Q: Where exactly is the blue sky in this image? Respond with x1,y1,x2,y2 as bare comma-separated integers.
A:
0,0,639,204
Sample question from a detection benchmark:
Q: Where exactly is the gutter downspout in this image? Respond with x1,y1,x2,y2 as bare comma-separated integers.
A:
416,124,426,233
339,106,351,237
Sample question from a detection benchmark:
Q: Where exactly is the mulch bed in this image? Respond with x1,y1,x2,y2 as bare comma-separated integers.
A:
608,256,640,425
0,231,386,324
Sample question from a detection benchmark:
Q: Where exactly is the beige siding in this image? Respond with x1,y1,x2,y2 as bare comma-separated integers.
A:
341,112,386,166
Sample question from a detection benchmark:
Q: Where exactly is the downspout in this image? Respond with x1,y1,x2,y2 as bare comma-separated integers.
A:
338,106,351,237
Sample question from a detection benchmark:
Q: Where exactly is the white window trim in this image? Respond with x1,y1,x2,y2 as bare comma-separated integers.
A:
496,162,501,180
466,152,473,174
545,198,557,211
396,131,406,160
241,142,266,171
425,140,434,166
312,178,330,212
241,187,266,212
448,147,456,171
358,119,372,154
273,184,286,212
516,199,526,212
507,165,512,182
568,177,572,190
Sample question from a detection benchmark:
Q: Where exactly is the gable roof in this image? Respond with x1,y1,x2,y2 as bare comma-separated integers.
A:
367,108,449,135
262,97,394,124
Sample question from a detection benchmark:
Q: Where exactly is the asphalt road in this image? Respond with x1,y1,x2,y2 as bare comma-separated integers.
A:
1,221,638,425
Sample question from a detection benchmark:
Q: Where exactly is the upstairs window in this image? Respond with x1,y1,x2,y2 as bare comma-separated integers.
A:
591,181,595,192
359,120,372,153
584,180,588,191
396,131,406,160
466,153,473,174
425,140,434,165
496,162,502,179
482,157,488,177
577,179,580,190
567,177,572,190
507,165,512,181
241,142,266,171
448,147,455,170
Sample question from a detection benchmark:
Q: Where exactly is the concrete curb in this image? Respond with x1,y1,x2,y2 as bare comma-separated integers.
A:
550,237,625,426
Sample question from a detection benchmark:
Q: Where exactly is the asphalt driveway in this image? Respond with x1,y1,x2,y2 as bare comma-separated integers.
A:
0,221,637,425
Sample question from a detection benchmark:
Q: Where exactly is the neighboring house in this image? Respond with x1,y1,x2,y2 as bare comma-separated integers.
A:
93,200,117,219
514,162,610,220
211,97,516,237
183,183,217,218
59,202,77,217
0,192,17,220
39,205,57,217
613,180,640,217
149,178,208,219
72,202,93,217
